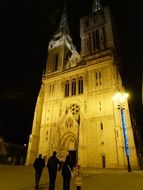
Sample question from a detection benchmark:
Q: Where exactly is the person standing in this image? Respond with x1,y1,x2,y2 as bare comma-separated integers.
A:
62,154,73,190
47,151,62,190
74,164,82,190
33,154,45,190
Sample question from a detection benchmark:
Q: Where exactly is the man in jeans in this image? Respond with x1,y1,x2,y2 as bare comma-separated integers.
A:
47,151,62,190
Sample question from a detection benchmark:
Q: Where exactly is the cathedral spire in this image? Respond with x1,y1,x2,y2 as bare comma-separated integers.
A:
92,0,102,13
48,0,74,51
58,0,70,34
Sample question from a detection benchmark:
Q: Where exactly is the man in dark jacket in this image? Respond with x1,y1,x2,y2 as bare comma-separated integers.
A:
47,151,62,190
33,154,45,189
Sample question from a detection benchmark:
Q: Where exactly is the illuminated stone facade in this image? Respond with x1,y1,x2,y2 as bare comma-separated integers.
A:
26,1,139,169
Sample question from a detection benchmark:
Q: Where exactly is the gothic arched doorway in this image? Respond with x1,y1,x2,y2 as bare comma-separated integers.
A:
58,132,78,166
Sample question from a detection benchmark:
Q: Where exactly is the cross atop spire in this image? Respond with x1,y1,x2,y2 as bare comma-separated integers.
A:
92,0,102,13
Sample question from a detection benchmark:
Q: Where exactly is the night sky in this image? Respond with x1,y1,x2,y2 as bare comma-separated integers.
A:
0,0,142,145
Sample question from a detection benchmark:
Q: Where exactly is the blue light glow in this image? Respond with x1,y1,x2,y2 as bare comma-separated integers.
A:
121,109,130,156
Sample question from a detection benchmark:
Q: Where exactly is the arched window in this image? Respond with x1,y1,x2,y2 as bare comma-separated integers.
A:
65,80,69,97
78,77,83,94
71,79,76,96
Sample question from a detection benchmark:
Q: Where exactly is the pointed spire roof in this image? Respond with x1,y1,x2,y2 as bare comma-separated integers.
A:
92,0,102,13
48,0,75,51
58,0,70,34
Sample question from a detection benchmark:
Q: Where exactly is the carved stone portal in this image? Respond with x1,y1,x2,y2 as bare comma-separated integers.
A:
58,132,78,160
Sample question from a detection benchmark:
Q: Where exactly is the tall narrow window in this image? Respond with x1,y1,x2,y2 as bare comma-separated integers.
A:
52,84,54,94
78,77,83,94
102,155,106,168
96,29,100,49
87,33,91,53
95,72,98,79
99,71,102,85
101,27,106,49
116,130,119,137
95,70,102,87
99,101,101,111
72,79,76,96
99,71,101,79
65,81,69,97
49,85,52,94
101,122,103,130
92,31,96,50
92,30,100,50
85,19,89,28
54,53,58,71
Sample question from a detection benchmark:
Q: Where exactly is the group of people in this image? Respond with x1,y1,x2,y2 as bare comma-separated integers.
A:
33,151,82,190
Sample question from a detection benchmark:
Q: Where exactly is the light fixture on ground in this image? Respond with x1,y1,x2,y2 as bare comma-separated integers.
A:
112,92,131,172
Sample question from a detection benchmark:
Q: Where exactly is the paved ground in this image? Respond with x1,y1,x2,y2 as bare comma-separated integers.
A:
0,165,143,190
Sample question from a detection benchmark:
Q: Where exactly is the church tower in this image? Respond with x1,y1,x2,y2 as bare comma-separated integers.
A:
26,0,139,169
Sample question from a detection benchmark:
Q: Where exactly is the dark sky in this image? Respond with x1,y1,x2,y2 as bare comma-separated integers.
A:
0,0,142,145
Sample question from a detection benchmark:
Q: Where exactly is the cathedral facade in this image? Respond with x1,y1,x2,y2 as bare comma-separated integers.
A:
26,0,139,169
